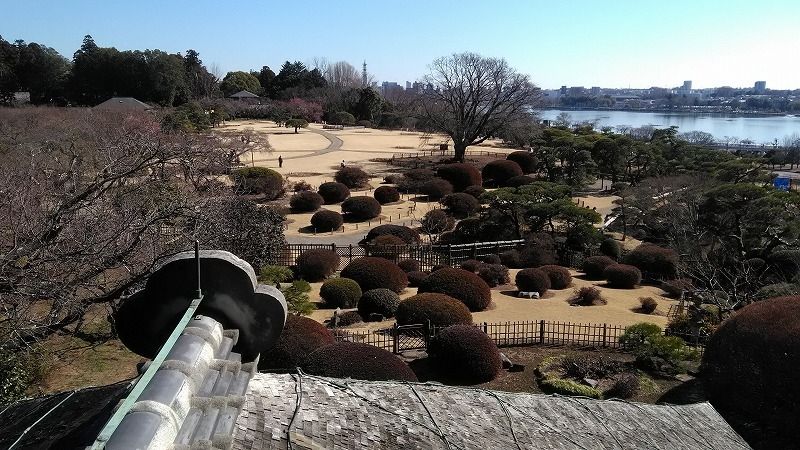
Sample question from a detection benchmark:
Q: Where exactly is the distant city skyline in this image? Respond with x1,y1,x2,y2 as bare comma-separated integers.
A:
1,0,799,90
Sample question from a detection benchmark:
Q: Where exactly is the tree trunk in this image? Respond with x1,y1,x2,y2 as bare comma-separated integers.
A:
454,142,467,162
294,127,299,133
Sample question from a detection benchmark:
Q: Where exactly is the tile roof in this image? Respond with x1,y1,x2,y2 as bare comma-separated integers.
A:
234,373,751,450
229,90,260,98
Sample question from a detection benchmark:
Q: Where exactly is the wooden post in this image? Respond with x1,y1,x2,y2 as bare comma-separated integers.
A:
393,323,399,354
483,322,488,334
448,245,453,266
602,323,607,347
539,320,545,344
348,244,353,263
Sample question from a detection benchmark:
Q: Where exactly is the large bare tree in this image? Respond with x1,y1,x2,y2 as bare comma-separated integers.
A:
420,52,540,162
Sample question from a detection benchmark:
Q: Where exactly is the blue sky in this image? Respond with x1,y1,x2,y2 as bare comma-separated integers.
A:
2,0,799,89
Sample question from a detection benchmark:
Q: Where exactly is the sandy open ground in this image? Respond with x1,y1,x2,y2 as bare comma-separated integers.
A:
307,269,676,331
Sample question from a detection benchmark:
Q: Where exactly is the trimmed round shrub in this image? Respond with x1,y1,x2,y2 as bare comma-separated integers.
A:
332,310,363,327
319,277,362,308
506,151,538,174
624,243,678,279
418,267,492,311
396,169,435,193
420,209,455,235
599,237,622,260
477,264,510,287
605,372,640,399
440,193,480,219
482,160,523,186
358,288,400,320
767,249,800,280
407,271,429,287
482,254,502,265
437,163,482,192
639,297,658,314
258,315,335,371
520,246,557,268
568,286,606,306
460,259,483,273
463,185,486,199
295,249,340,282
293,180,313,192
334,166,371,188
604,264,642,288
340,257,408,293
505,175,536,187
420,178,453,200
428,324,502,383
289,190,323,212
397,259,421,273
301,342,417,382
431,264,449,272
318,182,350,204
702,296,800,442
374,186,400,204
310,209,343,232
754,282,800,300
582,255,617,279
364,224,420,244
515,268,551,295
396,293,473,327
384,174,402,184
538,265,572,289
500,249,523,269
230,167,284,199
341,196,381,221
660,278,694,298
368,235,406,259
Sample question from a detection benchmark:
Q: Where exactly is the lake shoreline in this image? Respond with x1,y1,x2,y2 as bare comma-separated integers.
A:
540,107,790,118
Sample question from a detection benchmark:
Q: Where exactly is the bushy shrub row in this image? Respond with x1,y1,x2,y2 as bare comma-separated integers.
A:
624,243,678,279
419,267,492,311
463,185,486,199
582,255,617,279
230,167,284,199
440,193,480,218
505,175,536,187
301,342,418,382
364,224,420,244
482,160,523,186
506,151,537,174
437,163,482,192
421,178,453,200
407,271,429,287
604,264,642,289
340,257,408,292
396,293,472,327
258,315,335,371
538,265,572,289
477,264,510,287
398,259,421,273
295,249,340,281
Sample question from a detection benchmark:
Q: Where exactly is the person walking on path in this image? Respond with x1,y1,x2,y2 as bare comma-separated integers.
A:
340,160,346,168
278,155,283,168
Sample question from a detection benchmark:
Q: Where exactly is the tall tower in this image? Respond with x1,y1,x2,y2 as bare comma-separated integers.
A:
362,61,368,87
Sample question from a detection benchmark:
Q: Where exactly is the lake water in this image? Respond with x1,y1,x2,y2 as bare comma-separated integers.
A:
539,109,800,145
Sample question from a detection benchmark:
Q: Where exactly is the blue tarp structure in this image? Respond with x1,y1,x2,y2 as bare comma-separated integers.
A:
774,177,790,191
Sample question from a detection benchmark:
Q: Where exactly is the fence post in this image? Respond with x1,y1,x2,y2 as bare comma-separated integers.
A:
425,319,431,348
448,245,453,266
393,323,399,354
483,322,488,334
602,323,607,347
348,244,353,263
539,320,545,344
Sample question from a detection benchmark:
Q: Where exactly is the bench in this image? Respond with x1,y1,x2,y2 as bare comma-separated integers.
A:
518,291,540,299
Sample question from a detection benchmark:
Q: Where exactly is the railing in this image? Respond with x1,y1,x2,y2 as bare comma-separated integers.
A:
386,149,512,162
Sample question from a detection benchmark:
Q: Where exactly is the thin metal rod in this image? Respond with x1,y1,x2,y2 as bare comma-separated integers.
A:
194,240,202,299
89,295,204,449
8,390,77,449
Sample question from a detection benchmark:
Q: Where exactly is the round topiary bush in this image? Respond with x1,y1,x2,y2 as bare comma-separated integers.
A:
482,254,502,265
437,163,483,192
420,209,455,235
538,265,572,289
310,209,343,232
341,196,381,221
396,168,435,194
258,315,335,371
702,296,800,443
599,237,622,260
374,186,400,204
332,310,363,327
318,182,350,204
604,264,642,289
418,267,492,311
428,324,502,383
301,342,418,382
431,264,449,272
520,246,557,268
568,286,606,306
334,166,371,188
289,190,324,212
515,268,551,295
420,178,453,200
230,167,284,199
477,264,510,287
358,288,401,320
500,249,523,268
295,249,340,282
504,175,536,187
319,277,363,308
340,257,408,293
367,235,406,259
397,259,421,273
460,259,483,273
364,224,420,245
396,293,473,327
482,160,523,186
506,151,538,174
660,278,694,298
407,271,429,287
582,255,617,279
624,243,678,279
463,185,486,199
440,193,480,219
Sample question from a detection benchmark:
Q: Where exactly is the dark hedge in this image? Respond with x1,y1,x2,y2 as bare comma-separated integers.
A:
357,288,401,320
437,163,483,192
440,193,480,219
289,190,323,212
582,255,617,279
397,259,421,273
506,151,538,174
604,264,642,289
407,271,429,287
520,246,557,268
374,186,400,204
334,166,371,188
599,237,622,260
310,209,343,232
462,185,486,200
341,196,382,221
295,249,340,282
319,277,363,308
505,175,536,187
477,264,510,287
301,342,418,382
428,324,502,383
418,267,492,311
538,265,572,289
500,249,523,268
340,257,408,293
420,209,455,235
482,254,502,265
258,315,335,371
460,259,483,273
396,293,473,327
481,160,523,186
230,167,284,199
515,268,551,295
364,224,421,244
420,178,454,200
318,182,351,204
624,243,678,279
